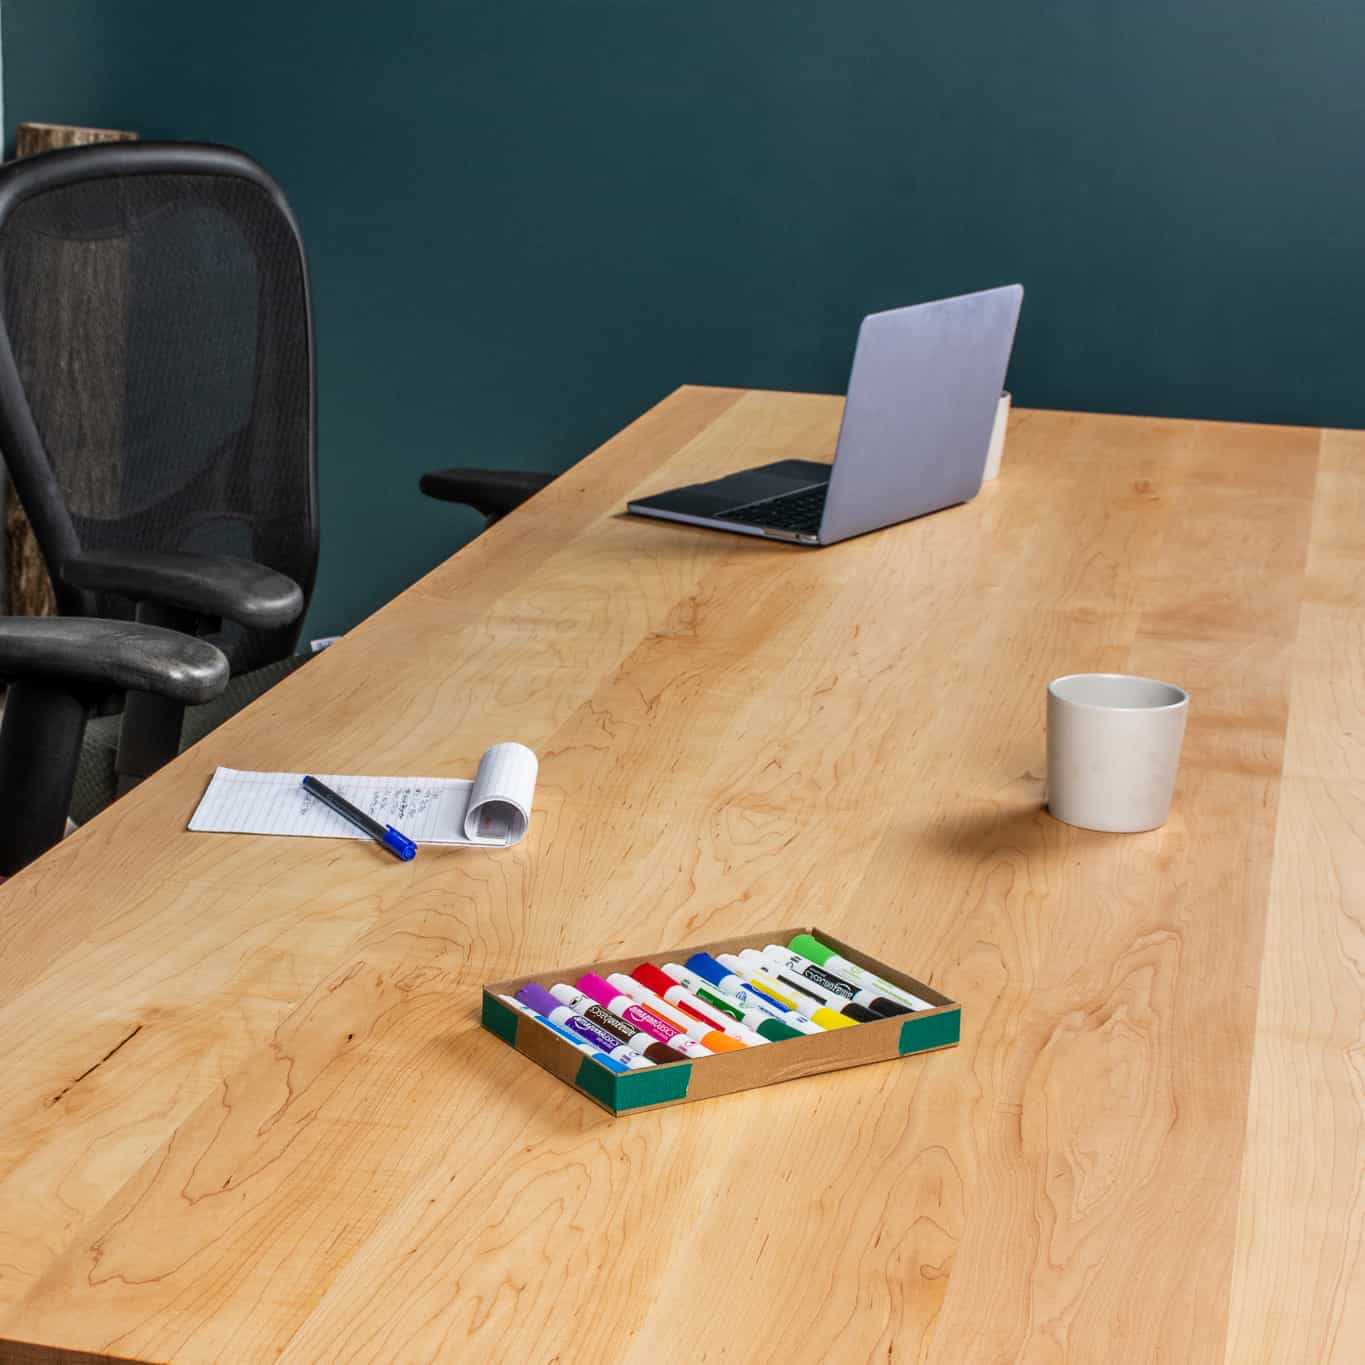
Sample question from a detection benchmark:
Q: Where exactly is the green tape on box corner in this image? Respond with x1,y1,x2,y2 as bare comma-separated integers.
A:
575,1058,693,1112
481,993,520,1047
899,1008,961,1056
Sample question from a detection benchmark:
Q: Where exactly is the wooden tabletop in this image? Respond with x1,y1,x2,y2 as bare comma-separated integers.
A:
1,388,1360,1363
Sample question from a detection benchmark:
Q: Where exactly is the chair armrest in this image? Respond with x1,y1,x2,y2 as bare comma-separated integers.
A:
0,617,229,704
59,550,304,631
418,467,556,520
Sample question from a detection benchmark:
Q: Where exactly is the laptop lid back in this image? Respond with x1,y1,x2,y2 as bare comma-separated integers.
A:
818,284,1023,544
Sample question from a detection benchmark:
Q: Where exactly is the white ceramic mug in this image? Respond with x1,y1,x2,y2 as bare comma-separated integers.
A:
1046,673,1189,832
981,391,1010,480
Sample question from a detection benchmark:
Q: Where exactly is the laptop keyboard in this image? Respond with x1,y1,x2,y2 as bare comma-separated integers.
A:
721,484,828,534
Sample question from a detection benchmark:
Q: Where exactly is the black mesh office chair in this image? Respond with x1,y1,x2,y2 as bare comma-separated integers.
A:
0,143,315,824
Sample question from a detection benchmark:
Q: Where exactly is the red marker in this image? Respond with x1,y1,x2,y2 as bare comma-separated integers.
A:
607,972,749,1052
631,963,768,1046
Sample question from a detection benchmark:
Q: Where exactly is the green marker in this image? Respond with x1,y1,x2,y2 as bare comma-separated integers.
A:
787,933,932,1012
660,963,804,1042
696,981,803,1042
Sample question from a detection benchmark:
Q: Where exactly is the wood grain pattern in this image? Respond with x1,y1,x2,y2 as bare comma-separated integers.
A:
1223,428,1365,1363
0,390,1359,1363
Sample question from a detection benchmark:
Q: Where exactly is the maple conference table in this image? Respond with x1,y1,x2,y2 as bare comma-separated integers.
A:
0,387,1361,1363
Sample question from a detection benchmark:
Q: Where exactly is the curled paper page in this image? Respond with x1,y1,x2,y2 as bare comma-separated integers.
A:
188,742,539,848
465,742,538,843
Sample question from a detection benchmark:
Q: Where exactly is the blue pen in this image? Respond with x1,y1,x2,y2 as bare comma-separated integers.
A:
301,775,418,861
499,996,633,1073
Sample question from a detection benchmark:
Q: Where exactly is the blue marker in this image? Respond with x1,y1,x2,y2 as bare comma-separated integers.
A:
499,995,633,1073
684,952,822,1035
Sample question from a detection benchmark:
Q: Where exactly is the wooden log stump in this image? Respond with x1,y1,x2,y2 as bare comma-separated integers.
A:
2,121,138,621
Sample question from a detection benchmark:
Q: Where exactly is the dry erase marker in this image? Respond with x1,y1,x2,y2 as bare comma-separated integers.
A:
741,948,883,1022
683,951,809,1025
548,984,687,1064
684,952,823,1035
659,963,783,1034
762,943,911,1016
685,953,823,1035
552,1007,655,1067
608,972,751,1052
632,963,773,1045
639,970,760,1040
658,963,805,1043
786,933,933,1011
498,996,633,1073
742,949,882,1023
548,983,687,1064
761,944,910,1016
715,955,851,1026
576,974,714,1060
515,984,653,1069
301,775,417,860
716,954,856,1030
587,985,715,1060
657,964,749,1023
606,971,736,1048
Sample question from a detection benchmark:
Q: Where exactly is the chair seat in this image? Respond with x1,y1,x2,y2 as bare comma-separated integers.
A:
70,654,310,826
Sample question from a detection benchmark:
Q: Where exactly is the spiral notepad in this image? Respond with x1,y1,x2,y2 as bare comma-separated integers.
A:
188,741,537,847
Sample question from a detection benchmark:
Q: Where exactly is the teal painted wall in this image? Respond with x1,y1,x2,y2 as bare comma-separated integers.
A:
5,2,1364,636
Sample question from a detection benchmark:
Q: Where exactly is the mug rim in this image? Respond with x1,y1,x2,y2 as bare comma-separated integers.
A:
1048,672,1188,713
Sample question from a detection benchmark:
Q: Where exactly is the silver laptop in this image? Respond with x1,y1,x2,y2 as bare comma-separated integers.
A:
627,284,1023,545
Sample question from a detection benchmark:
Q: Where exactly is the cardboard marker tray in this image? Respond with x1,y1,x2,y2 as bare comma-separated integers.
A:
481,924,960,1116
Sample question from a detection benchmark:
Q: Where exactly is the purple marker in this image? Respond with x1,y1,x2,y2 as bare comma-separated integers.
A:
516,982,654,1069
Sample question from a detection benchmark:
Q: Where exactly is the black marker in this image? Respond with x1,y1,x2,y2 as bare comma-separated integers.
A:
757,947,910,1018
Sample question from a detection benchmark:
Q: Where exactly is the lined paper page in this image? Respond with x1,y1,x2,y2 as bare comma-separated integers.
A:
189,770,480,843
188,744,538,848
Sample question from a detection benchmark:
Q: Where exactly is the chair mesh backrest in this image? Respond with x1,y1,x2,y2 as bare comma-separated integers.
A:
0,164,316,673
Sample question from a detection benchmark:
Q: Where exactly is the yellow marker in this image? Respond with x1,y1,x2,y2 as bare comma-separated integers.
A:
717,954,856,1030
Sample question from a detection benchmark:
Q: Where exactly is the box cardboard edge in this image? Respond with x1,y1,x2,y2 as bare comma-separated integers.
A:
483,925,960,1116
